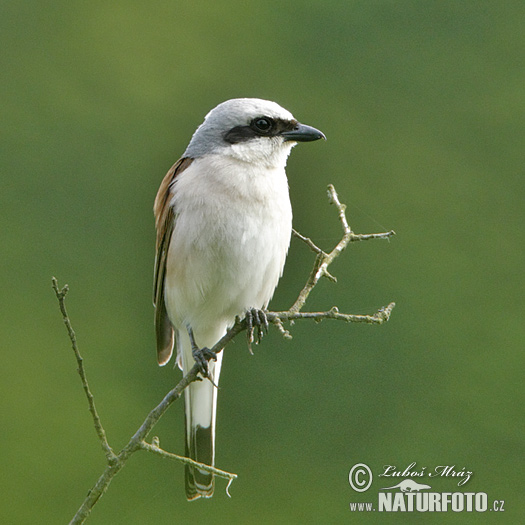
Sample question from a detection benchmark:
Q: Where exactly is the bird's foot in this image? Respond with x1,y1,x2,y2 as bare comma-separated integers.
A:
188,328,217,378
192,346,217,378
245,308,269,353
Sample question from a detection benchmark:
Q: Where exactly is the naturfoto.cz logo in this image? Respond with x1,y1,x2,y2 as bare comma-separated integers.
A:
348,462,505,513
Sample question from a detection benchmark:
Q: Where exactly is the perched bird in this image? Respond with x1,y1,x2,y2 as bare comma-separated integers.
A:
153,98,325,500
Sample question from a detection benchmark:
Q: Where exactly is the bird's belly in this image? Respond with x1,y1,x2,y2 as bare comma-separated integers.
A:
164,198,291,334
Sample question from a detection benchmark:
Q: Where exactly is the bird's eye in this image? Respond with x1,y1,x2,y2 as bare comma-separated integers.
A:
252,117,273,133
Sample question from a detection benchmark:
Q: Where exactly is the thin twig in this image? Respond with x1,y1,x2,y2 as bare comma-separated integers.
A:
270,315,293,339
289,184,395,314
140,441,237,485
51,277,115,463
291,228,325,255
268,302,396,326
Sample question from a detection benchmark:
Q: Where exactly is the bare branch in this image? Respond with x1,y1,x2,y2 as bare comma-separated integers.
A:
51,277,115,463
268,302,396,326
55,184,395,523
270,315,293,339
140,441,237,488
289,184,395,314
291,228,325,255
54,306,233,524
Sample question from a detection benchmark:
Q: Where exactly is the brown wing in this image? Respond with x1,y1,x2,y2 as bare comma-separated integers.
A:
153,157,194,365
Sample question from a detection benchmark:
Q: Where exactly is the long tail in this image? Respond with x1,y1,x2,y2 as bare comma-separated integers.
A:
178,329,223,501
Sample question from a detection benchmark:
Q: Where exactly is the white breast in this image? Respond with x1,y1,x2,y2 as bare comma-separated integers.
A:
164,154,292,336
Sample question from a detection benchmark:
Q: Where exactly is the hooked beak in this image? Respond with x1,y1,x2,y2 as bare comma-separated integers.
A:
281,122,326,142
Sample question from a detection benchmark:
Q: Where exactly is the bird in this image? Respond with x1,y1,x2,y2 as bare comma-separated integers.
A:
153,98,325,500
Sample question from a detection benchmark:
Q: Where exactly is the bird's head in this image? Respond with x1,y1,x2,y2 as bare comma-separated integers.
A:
184,98,325,168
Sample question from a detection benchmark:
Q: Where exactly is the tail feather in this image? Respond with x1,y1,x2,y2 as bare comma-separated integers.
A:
178,330,223,501
185,424,214,500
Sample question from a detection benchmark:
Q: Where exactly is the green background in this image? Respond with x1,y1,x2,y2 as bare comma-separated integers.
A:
1,1,523,523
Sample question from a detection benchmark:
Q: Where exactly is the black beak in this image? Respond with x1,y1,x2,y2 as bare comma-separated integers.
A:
281,122,326,142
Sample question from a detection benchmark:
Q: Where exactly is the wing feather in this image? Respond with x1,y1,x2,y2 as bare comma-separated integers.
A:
153,157,193,365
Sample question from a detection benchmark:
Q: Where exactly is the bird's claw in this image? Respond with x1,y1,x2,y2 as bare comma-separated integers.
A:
191,346,217,378
187,327,217,378
245,308,269,351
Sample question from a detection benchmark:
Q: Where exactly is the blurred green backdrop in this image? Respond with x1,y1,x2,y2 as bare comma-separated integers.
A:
1,1,523,523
